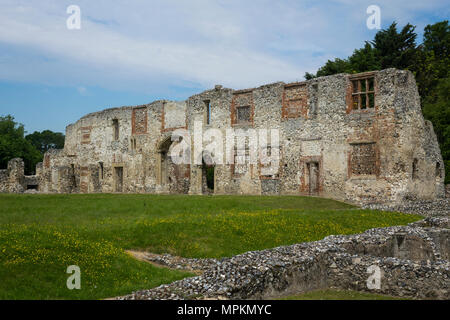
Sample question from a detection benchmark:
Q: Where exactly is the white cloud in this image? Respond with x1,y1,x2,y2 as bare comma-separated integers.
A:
0,0,448,94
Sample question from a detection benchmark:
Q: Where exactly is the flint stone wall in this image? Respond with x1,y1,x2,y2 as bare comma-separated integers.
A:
3,69,445,204
0,158,45,193
118,217,450,300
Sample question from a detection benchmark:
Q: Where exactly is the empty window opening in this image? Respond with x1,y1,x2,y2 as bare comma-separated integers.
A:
233,147,249,176
351,77,375,110
412,158,419,180
202,158,215,192
351,143,377,175
113,119,119,141
130,138,137,150
205,167,214,190
236,106,251,124
71,164,76,188
204,100,211,125
114,167,123,192
310,84,319,118
26,185,38,190
99,162,104,180
435,162,441,178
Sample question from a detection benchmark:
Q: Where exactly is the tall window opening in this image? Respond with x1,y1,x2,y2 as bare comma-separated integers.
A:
436,162,442,178
113,119,119,141
412,158,419,180
204,100,211,125
71,164,76,188
351,76,375,110
99,162,104,180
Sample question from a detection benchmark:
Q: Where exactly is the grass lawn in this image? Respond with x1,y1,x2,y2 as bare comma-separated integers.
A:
0,194,421,299
278,289,409,300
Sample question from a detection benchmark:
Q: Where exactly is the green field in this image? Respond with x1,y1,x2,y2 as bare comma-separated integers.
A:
0,194,421,300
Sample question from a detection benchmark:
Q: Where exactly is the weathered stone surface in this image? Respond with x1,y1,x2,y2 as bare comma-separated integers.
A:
0,69,445,204
116,211,450,301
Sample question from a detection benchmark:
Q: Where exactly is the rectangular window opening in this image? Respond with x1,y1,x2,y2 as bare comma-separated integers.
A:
205,100,211,125
361,95,367,110
236,106,251,124
113,119,119,141
412,158,419,180
351,76,375,111
351,143,377,176
99,162,104,180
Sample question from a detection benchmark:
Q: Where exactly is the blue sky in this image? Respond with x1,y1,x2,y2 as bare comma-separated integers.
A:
0,0,448,134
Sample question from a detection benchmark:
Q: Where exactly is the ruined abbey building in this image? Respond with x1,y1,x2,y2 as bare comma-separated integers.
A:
0,69,445,203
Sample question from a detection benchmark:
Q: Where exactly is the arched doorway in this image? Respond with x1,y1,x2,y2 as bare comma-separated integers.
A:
157,136,190,194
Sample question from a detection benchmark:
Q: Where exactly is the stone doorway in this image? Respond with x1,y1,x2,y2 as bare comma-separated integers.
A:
114,167,123,192
201,152,215,194
157,136,190,194
307,162,319,194
202,164,215,194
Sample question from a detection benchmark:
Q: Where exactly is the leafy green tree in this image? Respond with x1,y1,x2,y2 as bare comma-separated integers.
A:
304,72,316,80
371,22,418,70
413,21,449,182
413,21,449,99
26,130,65,154
316,58,352,77
423,21,449,60
0,115,42,174
307,20,449,184
348,42,380,73
423,77,450,183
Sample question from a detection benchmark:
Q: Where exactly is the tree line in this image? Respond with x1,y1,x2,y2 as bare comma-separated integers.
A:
0,115,64,175
306,21,449,183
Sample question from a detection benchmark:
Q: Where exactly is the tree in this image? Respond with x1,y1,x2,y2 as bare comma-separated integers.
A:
371,22,418,70
307,20,449,183
423,21,449,60
26,130,65,154
348,42,380,73
423,77,450,183
413,21,449,99
0,115,42,174
316,58,352,77
304,72,316,80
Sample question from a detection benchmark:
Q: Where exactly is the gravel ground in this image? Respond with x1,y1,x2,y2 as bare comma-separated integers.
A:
362,198,450,217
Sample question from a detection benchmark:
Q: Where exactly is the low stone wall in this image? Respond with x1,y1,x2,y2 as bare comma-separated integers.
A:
363,199,450,217
118,217,449,300
0,169,8,193
0,158,44,193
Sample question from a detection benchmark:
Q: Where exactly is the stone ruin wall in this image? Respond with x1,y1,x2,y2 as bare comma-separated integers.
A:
0,69,445,204
118,216,450,300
